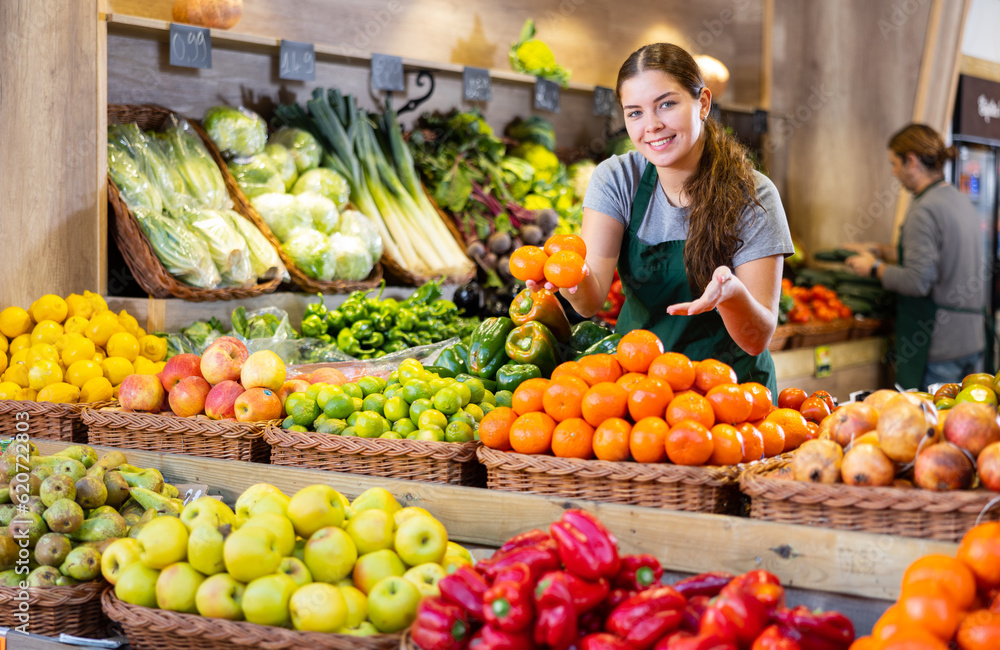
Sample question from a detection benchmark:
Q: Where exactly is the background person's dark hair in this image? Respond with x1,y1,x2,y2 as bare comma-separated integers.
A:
888,123,957,172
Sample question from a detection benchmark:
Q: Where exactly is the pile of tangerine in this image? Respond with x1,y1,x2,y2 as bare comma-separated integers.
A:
479,329,819,466
509,234,587,288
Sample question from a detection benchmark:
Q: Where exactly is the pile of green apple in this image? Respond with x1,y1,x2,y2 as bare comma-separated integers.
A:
281,359,510,443
108,482,472,636
0,442,181,587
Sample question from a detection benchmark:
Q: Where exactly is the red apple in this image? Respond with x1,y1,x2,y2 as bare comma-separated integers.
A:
241,350,287,392
119,374,166,413
234,387,282,423
204,380,245,420
157,353,204,393
169,376,212,417
290,374,311,382
308,368,348,386
200,337,249,385
277,380,311,409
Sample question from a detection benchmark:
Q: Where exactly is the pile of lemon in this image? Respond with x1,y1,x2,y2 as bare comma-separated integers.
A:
0,292,168,404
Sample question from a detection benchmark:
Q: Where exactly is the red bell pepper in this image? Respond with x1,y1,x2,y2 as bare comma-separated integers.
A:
751,626,803,650
721,571,785,612
614,554,664,591
557,571,609,613
469,624,537,650
698,590,768,648
484,575,534,633
606,586,686,650
491,562,533,589
532,572,577,650
654,631,738,650
607,587,635,609
498,529,554,554
549,510,621,582
411,597,472,650
579,633,632,650
770,606,854,650
681,595,711,633
578,608,608,636
440,565,490,622
481,546,561,584
673,572,735,600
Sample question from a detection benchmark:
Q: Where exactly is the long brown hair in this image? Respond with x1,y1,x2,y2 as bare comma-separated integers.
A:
888,123,957,172
616,43,760,293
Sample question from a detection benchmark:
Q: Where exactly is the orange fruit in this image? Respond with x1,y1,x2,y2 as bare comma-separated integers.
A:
629,416,669,463
708,424,745,465
648,352,696,392
958,522,1000,591
956,610,1000,650
743,382,773,421
694,359,738,393
665,392,715,429
897,581,961,641
479,406,517,451
581,382,629,427
593,418,632,462
616,372,647,393
627,377,674,421
543,234,587,258
873,605,906,640
551,361,587,383
847,637,877,650
509,412,556,454
543,251,586,288
509,246,548,283
877,630,949,650
616,330,665,374
576,354,623,386
542,376,589,422
512,378,550,416
665,420,714,466
777,387,808,410
705,383,753,425
766,408,811,452
736,422,765,462
902,555,976,611
551,418,595,459
757,419,786,458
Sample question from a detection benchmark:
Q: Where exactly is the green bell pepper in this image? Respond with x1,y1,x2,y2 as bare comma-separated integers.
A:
396,310,418,332
436,343,469,375
423,365,458,379
505,321,560,376
496,363,542,392
364,331,385,348
456,373,498,393
405,279,443,305
570,321,613,352
337,328,361,356
340,302,366,323
467,317,516,379
303,293,328,319
372,311,394,333
301,313,327,338
574,333,624,360
380,298,400,318
384,340,407,353
350,320,375,341
325,310,346,332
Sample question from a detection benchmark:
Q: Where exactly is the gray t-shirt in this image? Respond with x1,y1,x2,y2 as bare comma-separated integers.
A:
583,151,794,267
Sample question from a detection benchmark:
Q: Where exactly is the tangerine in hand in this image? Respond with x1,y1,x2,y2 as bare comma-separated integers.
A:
509,246,549,283
543,251,586,288
543,234,587,258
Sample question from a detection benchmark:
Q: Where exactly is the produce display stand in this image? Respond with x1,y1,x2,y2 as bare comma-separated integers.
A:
772,336,889,402
0,400,114,444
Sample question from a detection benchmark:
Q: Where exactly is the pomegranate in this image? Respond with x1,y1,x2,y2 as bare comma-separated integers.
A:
829,402,879,448
977,442,1000,491
877,394,940,463
841,444,896,486
790,439,843,484
943,402,1000,457
913,443,975,491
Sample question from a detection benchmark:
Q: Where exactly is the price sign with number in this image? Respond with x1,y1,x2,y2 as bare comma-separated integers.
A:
279,40,316,81
463,67,492,102
371,53,405,92
169,23,212,69
534,78,561,113
593,86,616,117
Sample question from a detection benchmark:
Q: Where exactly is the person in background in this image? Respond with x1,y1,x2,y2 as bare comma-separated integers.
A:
845,123,985,390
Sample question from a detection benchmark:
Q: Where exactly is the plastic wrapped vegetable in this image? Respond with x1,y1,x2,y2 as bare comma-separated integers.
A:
203,105,267,159
107,140,163,215
509,18,570,86
221,210,287,281
109,123,192,214
132,208,221,288
291,168,350,211
157,118,231,210
283,229,331,280
295,191,339,235
250,193,312,242
269,127,322,173
327,233,374,281
337,209,383,262
228,153,286,198
177,208,255,288
264,143,298,191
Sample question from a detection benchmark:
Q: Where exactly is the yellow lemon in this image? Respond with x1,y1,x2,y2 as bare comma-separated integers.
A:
9,350,28,367
112,384,120,400
0,351,6,375
118,311,142,338
26,344,60,367
65,294,93,320
28,360,63,391
9,334,31,356
63,316,90,335
3,365,29,388
66,360,103,389
54,332,81,352
37,382,80,404
135,327,147,339
0,334,7,355
30,320,64,346
155,361,167,373
83,291,108,314
85,311,122,348
62,337,96,367
106,332,139,363
101,357,134,386
133,357,159,376
0,381,22,400
93,349,107,363
30,295,68,324
20,388,37,401
138,335,168,362
80,376,113,403
0,307,33,339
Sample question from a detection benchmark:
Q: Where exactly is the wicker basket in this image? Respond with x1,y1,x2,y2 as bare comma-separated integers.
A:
792,320,853,348
264,426,485,486
849,317,887,340
740,459,1000,542
83,408,271,463
0,400,114,443
107,104,284,301
768,324,796,352
0,582,110,638
102,589,400,650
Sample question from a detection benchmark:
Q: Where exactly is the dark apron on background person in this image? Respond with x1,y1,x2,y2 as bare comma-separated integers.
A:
614,163,778,396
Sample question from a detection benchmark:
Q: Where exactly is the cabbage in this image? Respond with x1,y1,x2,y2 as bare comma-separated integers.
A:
337,209,383,262
291,168,350,210
132,208,220,289
250,193,313,243
228,153,286,198
282,230,331,281
203,105,267,159
221,210,287,281
177,209,255,288
109,123,192,214
264,143,299,191
107,140,163,215
156,119,230,210
327,233,374,281
269,127,322,173
294,191,339,235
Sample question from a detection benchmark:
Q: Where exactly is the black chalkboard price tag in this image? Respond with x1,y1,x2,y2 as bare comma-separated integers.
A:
463,67,492,102
279,40,315,81
594,86,616,117
169,23,211,69
371,53,405,92
534,78,561,113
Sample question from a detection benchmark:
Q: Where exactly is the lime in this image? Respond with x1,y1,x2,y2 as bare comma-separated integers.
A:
314,413,328,427
481,402,496,415
340,383,364,399
383,396,410,422
464,403,485,423
405,432,419,440
316,385,343,409
306,383,325,401
387,370,400,384
955,384,998,407
429,378,451,394
380,432,403,440
453,382,472,408
418,409,449,431
432,387,461,415
398,367,423,385
281,415,295,430
415,428,444,442
383,385,402,401
392,418,417,435
362,393,387,415
351,397,364,413
323,393,357,419
380,417,390,433
285,392,306,413
408,398,433,423
399,359,423,374
494,390,514,408
341,426,357,437
461,377,485,404
401,380,432,404
354,411,385,438
448,410,476,429
315,417,347,435
357,376,387,397
445,421,474,443
290,397,321,428
288,425,309,433
347,411,362,427
480,389,496,406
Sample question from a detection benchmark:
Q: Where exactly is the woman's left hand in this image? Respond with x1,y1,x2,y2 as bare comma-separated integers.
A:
666,265,735,316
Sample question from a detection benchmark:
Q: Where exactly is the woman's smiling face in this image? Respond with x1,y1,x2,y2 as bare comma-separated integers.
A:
620,69,710,170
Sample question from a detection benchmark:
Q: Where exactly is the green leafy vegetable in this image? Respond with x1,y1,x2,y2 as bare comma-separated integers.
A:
203,105,267,159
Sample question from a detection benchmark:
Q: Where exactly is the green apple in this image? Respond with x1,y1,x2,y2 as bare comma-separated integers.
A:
403,562,446,598
156,562,206,613
367,575,421,633
115,562,160,608
136,516,189,569
246,492,291,520
338,584,368,628
446,541,472,563
350,487,401,519
441,553,473,575
195,573,245,620
290,582,348,633
291,538,306,561
223,527,281,583
242,573,297,627
304,526,357,584
352,548,406,595
287,485,345,538
394,514,448,566
187,523,229,576
345,508,395,556
242,512,295,556
234,484,284,521
340,621,379,636
393,506,434,528
277,557,312,587
335,491,355,522
180,496,237,532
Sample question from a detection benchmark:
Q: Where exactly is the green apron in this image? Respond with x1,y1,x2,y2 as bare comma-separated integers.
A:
615,163,778,397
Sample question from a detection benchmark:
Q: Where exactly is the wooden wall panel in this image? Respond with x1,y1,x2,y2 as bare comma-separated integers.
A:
0,0,103,308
